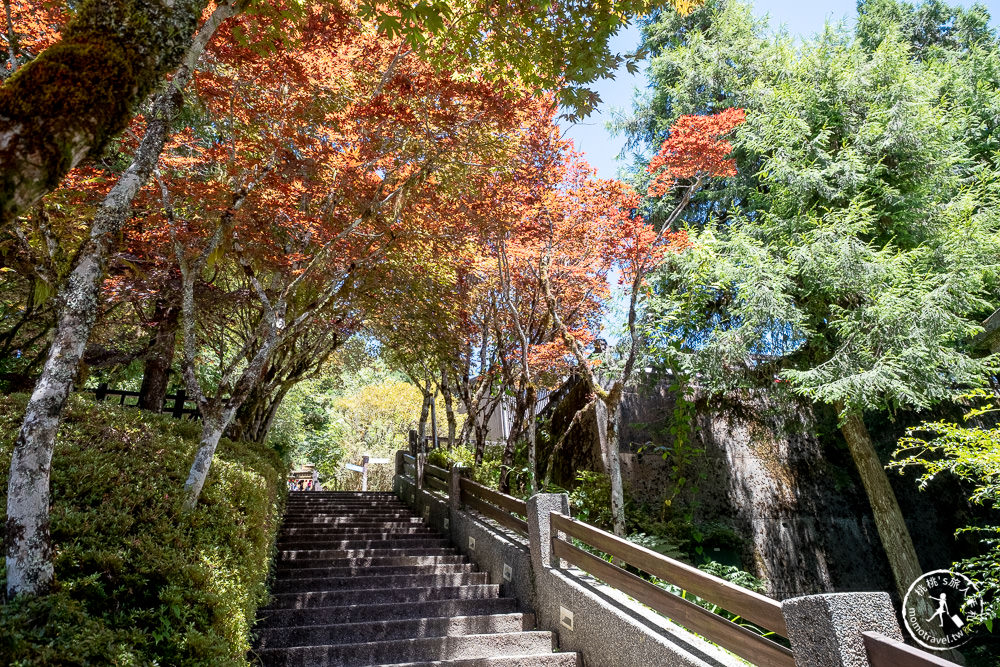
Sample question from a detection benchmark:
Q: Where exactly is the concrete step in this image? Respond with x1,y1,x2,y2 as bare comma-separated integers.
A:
265,584,501,609
278,527,437,537
280,518,426,526
276,534,441,545
275,554,469,570
283,501,411,506
285,505,417,516
278,533,444,542
285,505,417,517
285,498,406,503
255,613,532,649
257,631,557,666
281,515,420,522
286,492,397,498
275,563,475,580
277,538,452,551
283,512,413,516
391,655,580,667
285,499,412,511
270,572,489,594
278,547,458,561
256,598,521,628
284,499,407,505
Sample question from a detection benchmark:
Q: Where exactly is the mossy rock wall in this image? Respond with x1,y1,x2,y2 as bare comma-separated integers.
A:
543,378,608,488
549,377,977,602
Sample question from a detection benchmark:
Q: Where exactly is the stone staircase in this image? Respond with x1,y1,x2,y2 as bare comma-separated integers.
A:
253,491,578,666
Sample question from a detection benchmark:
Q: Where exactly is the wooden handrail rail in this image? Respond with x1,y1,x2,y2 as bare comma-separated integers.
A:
863,632,959,667
425,474,449,494
459,477,527,516
425,463,449,481
552,537,793,667
550,512,787,636
463,493,529,535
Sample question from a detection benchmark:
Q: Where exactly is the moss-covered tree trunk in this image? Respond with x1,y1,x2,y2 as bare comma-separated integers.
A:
473,421,488,465
525,384,537,494
0,0,210,226
182,411,227,510
4,4,237,598
837,403,923,600
417,383,431,447
498,390,520,494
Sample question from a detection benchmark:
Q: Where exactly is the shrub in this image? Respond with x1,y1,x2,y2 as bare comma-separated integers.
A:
568,470,614,530
0,394,286,666
426,445,504,489
892,390,1000,630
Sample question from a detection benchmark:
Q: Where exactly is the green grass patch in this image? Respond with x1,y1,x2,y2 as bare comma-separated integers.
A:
0,394,286,666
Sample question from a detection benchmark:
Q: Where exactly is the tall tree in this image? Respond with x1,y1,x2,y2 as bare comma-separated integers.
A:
4,0,240,598
540,109,741,536
631,2,1000,599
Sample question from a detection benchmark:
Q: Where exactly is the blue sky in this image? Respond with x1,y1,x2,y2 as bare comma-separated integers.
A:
562,0,1000,179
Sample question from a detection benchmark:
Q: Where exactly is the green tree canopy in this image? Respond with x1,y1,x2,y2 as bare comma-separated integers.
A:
622,0,1000,600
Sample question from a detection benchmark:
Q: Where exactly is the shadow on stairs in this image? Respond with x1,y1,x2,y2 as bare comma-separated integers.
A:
251,491,579,667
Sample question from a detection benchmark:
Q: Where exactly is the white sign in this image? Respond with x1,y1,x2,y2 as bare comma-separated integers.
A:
559,606,575,631
367,458,391,464
344,463,364,473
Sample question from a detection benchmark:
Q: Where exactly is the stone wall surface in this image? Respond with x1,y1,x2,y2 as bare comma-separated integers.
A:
551,377,969,602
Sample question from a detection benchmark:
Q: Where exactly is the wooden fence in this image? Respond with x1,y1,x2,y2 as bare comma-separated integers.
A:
398,456,960,667
400,453,527,536
863,632,959,667
459,477,528,537
88,383,201,419
549,511,793,667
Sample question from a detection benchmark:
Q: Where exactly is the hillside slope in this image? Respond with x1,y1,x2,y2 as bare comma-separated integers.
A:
0,394,285,666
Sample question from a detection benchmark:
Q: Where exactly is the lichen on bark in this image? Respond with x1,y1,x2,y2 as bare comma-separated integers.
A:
0,0,209,226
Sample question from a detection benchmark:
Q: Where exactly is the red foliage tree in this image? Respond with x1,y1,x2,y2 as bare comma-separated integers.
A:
541,108,744,536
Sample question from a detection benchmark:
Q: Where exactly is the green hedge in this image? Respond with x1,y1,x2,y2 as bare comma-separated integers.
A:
0,394,286,666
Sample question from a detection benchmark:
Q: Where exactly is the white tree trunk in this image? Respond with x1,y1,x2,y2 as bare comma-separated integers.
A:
605,398,626,537
3,5,237,597
526,386,538,494
182,415,227,511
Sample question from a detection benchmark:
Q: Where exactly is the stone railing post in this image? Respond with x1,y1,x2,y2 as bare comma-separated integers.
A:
416,452,426,490
782,592,904,667
526,492,570,572
449,465,468,511
394,450,405,477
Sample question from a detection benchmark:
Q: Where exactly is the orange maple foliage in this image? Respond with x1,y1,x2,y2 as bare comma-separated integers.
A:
646,107,746,197
3,0,66,70
109,3,537,340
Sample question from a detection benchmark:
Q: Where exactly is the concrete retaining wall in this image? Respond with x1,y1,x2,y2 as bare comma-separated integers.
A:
394,472,535,612
393,464,912,667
